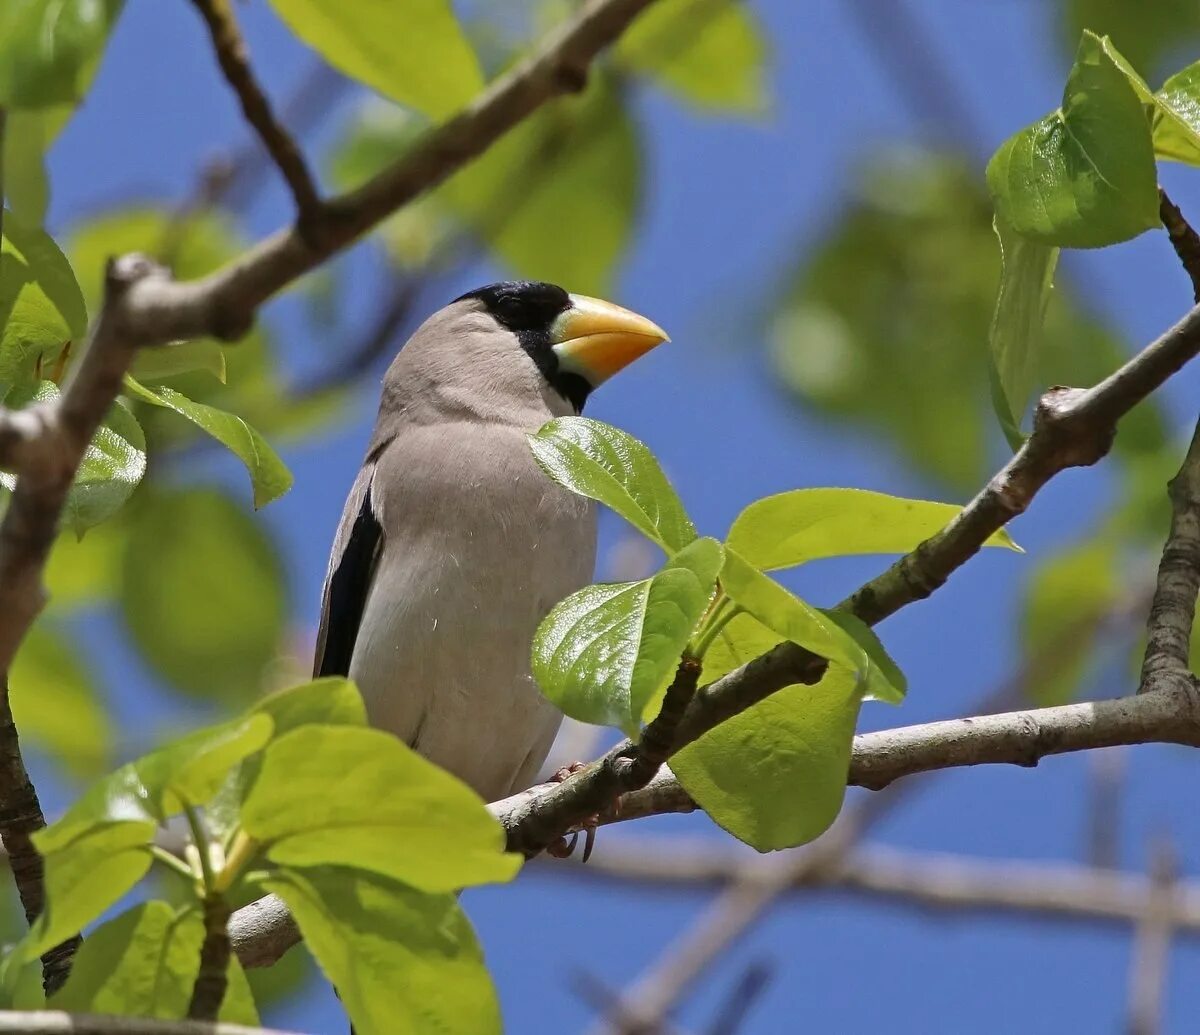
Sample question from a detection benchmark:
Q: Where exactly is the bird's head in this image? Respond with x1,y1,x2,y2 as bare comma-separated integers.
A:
448,280,669,412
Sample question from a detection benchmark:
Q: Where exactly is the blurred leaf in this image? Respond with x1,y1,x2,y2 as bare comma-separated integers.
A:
988,217,1060,444
124,377,292,508
24,715,272,956
130,341,226,384
69,209,345,442
266,0,481,118
616,0,768,113
241,725,521,893
769,148,1157,491
533,537,722,733
3,110,51,225
10,622,112,779
672,612,862,851
528,416,696,552
44,513,124,606
0,0,124,108
443,74,638,294
727,487,1019,571
987,31,1158,248
1020,535,1119,706
0,382,146,536
1061,0,1200,79
263,866,500,1035
50,900,259,1025
120,488,288,704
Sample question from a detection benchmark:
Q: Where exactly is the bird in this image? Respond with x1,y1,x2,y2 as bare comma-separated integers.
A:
313,280,669,806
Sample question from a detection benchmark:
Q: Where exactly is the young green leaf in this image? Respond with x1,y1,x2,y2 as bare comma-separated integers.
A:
24,714,272,956
1152,60,1200,166
263,866,501,1035
986,30,1159,247
119,489,288,705
266,0,481,119
528,416,696,553
124,377,292,508
0,382,146,536
3,110,51,225
240,726,521,893
988,217,1060,446
50,901,259,1026
251,677,368,735
671,612,863,851
10,621,113,779
130,341,226,384
727,487,1019,571
616,0,769,114
533,537,723,733
819,609,906,705
0,0,124,108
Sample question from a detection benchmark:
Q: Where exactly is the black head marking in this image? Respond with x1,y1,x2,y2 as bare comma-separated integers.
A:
454,280,592,412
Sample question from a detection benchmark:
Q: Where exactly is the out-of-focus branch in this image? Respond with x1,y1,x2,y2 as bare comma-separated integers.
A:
1086,748,1126,870
186,0,322,223
1126,843,1178,1035
0,1013,298,1035
1158,188,1200,303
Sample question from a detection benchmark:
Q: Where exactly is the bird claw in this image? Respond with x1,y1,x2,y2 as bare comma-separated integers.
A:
547,762,599,862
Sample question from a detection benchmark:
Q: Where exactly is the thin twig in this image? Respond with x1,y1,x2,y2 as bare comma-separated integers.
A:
1158,188,1200,303
1127,842,1178,1035
186,0,322,225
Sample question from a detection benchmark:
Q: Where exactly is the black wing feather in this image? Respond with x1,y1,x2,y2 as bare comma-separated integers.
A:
316,482,383,677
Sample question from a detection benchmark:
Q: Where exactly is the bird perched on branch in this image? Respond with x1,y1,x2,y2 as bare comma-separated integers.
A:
314,280,669,805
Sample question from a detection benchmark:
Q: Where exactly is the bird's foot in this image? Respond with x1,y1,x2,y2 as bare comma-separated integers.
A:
546,762,601,862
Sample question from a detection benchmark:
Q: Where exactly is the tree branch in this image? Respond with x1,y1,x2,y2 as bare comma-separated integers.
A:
1158,188,1200,303
0,1013,297,1035
1127,842,1177,1035
186,894,232,1021
186,0,322,224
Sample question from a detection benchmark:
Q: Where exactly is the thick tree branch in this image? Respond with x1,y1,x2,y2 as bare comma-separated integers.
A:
186,0,322,223
1159,188,1200,303
0,1013,297,1035
186,894,232,1021
100,0,661,348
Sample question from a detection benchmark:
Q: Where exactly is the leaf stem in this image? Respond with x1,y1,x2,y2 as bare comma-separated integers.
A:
147,844,199,884
181,801,217,894
692,598,741,660
214,828,258,894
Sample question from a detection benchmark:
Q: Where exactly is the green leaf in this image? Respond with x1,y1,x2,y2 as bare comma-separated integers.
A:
671,612,863,851
266,0,481,119
50,901,259,1026
1020,536,1119,707
727,487,1019,571
986,31,1159,248
988,216,1061,445
1062,0,1200,80
251,677,368,736
119,488,288,704
819,609,906,705
10,621,112,779
24,715,272,956
130,341,226,384
616,0,769,114
442,74,639,295
264,866,500,1035
124,377,291,508
1152,60,1200,166
241,726,521,893
0,382,146,536
44,513,124,606
528,416,696,553
533,537,722,733
3,110,51,225
0,0,124,108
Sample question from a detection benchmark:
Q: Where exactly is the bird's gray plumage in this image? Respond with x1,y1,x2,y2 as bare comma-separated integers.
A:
314,295,596,802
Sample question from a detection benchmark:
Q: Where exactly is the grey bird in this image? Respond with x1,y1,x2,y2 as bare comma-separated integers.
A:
313,281,669,804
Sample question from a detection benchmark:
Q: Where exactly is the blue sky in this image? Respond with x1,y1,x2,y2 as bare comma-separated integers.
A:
36,0,1200,1031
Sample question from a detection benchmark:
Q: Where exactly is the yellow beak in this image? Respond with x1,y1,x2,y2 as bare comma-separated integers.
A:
549,294,670,385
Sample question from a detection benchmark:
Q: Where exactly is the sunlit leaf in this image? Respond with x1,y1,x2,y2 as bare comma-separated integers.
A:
0,0,124,108
617,0,768,113
266,0,481,118
50,900,259,1025
241,726,521,893
264,866,501,1035
130,341,226,384
533,537,722,733
727,487,1019,571
987,31,1159,248
672,612,863,851
124,377,292,508
529,416,695,552
1152,59,1200,166
10,621,112,779
119,488,288,704
2,110,51,225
